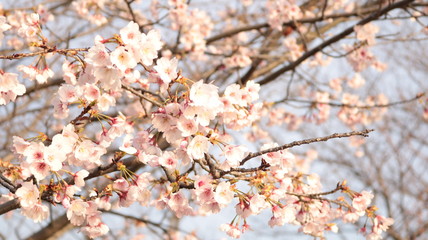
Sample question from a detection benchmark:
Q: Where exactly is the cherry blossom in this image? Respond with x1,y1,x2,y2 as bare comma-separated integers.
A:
189,81,222,108
21,202,49,222
355,23,379,46
0,72,25,105
0,16,11,43
67,199,89,226
154,57,178,87
15,182,40,209
352,191,374,213
214,181,234,206
110,46,138,71
140,30,163,66
187,135,210,160
120,21,142,45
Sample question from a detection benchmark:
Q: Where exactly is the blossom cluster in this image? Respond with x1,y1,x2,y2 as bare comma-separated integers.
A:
0,1,404,239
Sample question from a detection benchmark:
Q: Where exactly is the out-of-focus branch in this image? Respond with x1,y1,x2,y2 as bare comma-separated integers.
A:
0,198,20,216
25,214,73,240
105,211,169,234
258,0,416,85
276,93,425,109
22,78,64,98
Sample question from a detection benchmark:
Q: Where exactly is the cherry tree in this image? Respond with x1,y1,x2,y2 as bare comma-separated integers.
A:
0,0,427,239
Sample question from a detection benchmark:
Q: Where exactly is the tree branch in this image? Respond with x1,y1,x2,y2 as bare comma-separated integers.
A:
277,93,425,109
0,48,89,60
240,129,374,166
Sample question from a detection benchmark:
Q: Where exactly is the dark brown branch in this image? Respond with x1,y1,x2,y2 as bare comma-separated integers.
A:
0,198,20,216
25,214,72,240
70,101,96,125
0,173,17,193
240,129,374,166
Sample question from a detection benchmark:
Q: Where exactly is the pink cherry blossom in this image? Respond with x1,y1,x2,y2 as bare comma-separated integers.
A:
23,142,45,164
214,181,234,206
85,43,112,67
177,116,198,137
167,190,194,218
82,222,109,238
120,21,142,45
154,57,178,87
0,3,415,239
372,215,394,235
0,16,11,42
190,80,222,109
355,23,379,46
0,72,25,105
140,30,163,66
223,145,249,168
21,202,49,222
58,84,82,103
74,170,89,187
187,135,210,159
67,199,89,226
82,84,101,102
110,46,138,71
15,182,39,209
159,151,178,169
29,160,51,181
348,73,365,89
220,223,242,238
352,191,374,213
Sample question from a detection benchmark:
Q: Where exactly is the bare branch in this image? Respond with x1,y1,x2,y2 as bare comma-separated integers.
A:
0,48,89,60
277,93,425,109
240,129,374,166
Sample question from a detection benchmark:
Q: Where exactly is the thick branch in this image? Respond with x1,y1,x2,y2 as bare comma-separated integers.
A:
25,214,72,240
0,198,20,216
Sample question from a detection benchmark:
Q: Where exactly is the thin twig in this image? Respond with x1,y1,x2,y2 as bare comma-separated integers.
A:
276,93,425,109
122,85,163,107
0,47,89,60
240,129,374,166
